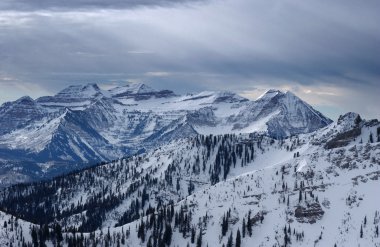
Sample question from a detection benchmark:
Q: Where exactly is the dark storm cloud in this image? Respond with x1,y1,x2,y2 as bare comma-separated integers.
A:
0,0,207,11
0,0,379,119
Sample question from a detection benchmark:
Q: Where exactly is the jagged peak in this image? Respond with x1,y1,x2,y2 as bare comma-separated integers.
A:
213,90,248,103
0,96,38,115
337,112,362,126
257,89,284,101
109,82,177,100
109,82,157,95
257,89,309,106
55,83,103,99
131,82,156,94
62,83,100,91
182,90,248,103
15,96,35,103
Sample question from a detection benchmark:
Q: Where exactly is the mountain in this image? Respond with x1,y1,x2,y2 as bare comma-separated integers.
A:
36,83,106,109
231,90,331,137
109,82,176,100
0,112,378,246
0,96,45,135
0,83,331,185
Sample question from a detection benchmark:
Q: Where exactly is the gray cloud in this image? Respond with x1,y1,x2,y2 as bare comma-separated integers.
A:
0,0,379,120
0,0,207,11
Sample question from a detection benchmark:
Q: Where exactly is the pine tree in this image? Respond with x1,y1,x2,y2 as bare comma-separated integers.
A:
147,237,153,247
360,224,363,238
299,190,302,203
176,178,180,191
283,225,291,246
247,211,253,237
196,229,202,247
236,229,241,247
227,232,233,247
242,218,246,238
31,227,38,247
222,213,229,236
138,221,146,242
222,214,226,236
163,224,172,246
284,230,289,246
54,224,63,244
191,227,196,243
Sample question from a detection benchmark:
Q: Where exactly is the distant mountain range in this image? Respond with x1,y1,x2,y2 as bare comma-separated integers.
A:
0,83,332,185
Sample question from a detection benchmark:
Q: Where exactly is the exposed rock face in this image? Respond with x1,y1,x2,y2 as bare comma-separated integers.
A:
186,107,217,127
324,113,367,149
325,128,362,149
295,202,325,223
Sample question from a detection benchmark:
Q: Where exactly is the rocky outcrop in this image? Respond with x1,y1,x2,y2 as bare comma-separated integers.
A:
325,127,361,149
295,203,324,223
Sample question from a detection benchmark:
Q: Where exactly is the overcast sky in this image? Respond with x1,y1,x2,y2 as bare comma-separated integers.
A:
0,0,379,120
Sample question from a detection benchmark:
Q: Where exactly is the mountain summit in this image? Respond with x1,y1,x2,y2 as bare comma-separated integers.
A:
0,83,332,185
109,83,176,100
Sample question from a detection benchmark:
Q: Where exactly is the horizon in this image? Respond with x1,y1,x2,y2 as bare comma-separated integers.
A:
0,81,371,121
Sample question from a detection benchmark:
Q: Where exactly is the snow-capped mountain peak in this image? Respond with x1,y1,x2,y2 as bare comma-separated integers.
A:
109,82,156,96
109,82,176,100
35,83,107,110
257,88,283,101
179,90,248,104
211,90,249,103
54,83,104,99
15,95,35,103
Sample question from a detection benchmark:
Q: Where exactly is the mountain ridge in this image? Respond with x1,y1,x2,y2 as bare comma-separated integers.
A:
0,82,332,185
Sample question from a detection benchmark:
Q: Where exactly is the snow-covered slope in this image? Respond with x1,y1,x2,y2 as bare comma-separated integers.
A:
0,113,378,246
0,83,331,185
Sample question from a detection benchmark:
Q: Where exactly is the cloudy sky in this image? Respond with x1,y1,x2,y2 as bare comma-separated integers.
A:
0,0,379,120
